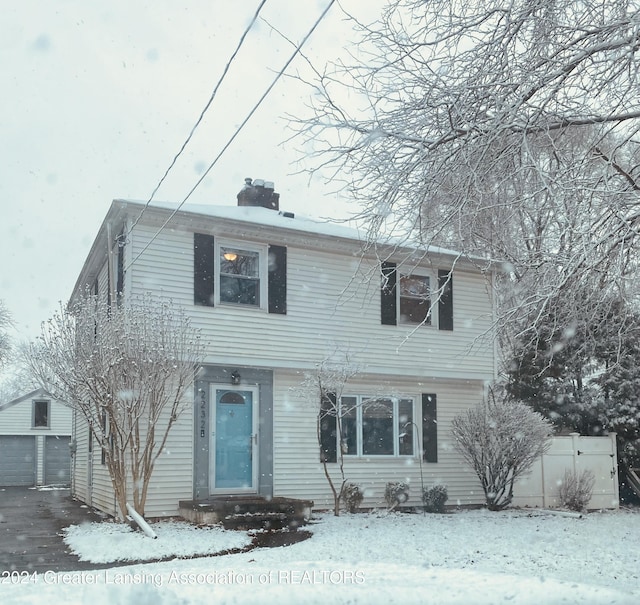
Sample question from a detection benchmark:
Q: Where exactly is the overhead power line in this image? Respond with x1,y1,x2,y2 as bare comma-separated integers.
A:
127,0,269,236
126,0,337,271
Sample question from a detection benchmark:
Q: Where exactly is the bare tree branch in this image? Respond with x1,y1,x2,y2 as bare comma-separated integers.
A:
26,292,205,519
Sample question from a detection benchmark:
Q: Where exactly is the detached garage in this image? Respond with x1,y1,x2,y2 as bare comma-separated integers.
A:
0,388,72,487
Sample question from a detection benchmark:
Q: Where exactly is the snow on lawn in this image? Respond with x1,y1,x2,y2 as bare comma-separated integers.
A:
2,508,640,604
63,520,252,563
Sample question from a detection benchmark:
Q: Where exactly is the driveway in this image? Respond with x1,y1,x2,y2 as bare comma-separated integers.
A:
0,486,108,573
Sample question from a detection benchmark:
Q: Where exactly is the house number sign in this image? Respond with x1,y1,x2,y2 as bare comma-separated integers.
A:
199,388,206,438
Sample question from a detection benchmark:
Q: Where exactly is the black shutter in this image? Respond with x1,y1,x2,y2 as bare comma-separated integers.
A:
438,270,453,331
116,233,125,307
268,245,287,314
194,233,215,306
320,391,337,463
422,393,438,463
381,261,397,325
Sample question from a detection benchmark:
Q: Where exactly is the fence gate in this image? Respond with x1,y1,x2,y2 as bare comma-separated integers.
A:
513,433,619,509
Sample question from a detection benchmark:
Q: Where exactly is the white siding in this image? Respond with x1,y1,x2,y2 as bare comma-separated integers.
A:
272,369,485,510
71,409,90,503
129,224,495,381
138,390,194,518
0,397,72,435
70,389,194,519
97,260,110,303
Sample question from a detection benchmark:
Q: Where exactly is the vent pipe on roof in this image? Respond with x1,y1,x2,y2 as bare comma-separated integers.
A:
237,177,280,211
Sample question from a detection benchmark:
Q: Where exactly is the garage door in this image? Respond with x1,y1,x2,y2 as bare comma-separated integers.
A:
44,436,71,485
0,436,36,486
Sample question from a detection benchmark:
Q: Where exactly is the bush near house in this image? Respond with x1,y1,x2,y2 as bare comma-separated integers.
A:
559,468,595,511
423,484,448,513
451,386,553,511
385,481,410,510
341,482,364,513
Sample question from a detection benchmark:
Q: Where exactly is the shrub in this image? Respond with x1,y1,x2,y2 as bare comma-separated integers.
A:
451,385,553,511
423,484,448,513
385,481,410,510
341,482,364,513
558,469,595,511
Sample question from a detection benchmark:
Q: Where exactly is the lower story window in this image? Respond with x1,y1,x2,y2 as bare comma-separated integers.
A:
340,396,415,457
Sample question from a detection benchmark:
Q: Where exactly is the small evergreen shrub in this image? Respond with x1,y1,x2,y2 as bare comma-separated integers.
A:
558,468,595,511
385,481,410,509
422,484,448,513
341,482,364,513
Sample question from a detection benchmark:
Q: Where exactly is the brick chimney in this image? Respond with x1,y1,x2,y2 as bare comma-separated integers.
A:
237,177,280,211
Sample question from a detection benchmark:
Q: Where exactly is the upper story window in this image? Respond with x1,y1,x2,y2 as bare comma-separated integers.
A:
399,274,431,325
194,233,287,314
219,246,263,307
381,262,453,330
33,400,50,428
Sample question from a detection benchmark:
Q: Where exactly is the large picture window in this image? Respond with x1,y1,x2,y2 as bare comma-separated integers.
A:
339,395,415,457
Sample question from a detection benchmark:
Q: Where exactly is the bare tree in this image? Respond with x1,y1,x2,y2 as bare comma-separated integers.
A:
0,353,38,403
301,358,360,516
0,300,12,370
26,292,204,519
451,386,553,511
292,0,640,344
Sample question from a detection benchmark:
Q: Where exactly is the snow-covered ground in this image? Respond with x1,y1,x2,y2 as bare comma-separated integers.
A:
2,508,639,604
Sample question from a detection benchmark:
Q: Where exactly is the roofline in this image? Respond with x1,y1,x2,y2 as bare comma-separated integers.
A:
0,387,58,412
116,199,495,265
71,200,129,303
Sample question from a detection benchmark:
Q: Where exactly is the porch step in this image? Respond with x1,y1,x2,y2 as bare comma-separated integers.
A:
178,496,314,530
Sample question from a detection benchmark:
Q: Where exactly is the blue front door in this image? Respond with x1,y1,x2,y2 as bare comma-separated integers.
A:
212,386,256,491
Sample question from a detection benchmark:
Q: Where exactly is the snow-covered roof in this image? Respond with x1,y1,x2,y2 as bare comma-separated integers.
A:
145,200,369,242
0,387,58,412
121,199,475,261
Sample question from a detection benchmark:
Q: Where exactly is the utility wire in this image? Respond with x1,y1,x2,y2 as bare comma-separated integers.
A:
126,0,337,271
127,0,269,236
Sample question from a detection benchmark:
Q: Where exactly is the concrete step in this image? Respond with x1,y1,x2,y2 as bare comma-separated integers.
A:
178,495,313,530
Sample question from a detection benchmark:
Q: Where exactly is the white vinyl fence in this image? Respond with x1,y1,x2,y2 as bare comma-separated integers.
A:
512,433,619,510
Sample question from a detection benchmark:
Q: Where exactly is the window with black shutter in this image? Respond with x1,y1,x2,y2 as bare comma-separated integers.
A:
438,270,454,331
422,393,438,463
381,262,453,330
381,261,397,325
116,231,125,307
194,234,287,314
268,245,287,314
319,391,337,463
194,233,215,306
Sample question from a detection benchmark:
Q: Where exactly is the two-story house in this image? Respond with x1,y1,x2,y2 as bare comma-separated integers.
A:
70,179,497,518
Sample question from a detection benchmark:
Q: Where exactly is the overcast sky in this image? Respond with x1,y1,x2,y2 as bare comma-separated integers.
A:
1,0,386,351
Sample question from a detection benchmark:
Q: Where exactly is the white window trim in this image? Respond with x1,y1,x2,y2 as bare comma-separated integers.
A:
340,395,416,458
215,239,268,310
397,271,438,327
